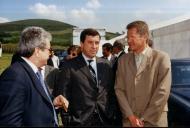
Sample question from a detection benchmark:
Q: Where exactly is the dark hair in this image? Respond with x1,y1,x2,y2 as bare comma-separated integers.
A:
102,43,113,52
113,40,125,51
80,28,101,43
126,20,149,38
147,39,153,48
67,45,77,55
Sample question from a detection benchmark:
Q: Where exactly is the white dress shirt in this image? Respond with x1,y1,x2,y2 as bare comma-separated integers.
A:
134,47,148,69
82,53,98,79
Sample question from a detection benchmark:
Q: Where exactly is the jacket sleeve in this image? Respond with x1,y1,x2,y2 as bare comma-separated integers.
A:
114,57,134,119
0,68,26,126
142,53,171,124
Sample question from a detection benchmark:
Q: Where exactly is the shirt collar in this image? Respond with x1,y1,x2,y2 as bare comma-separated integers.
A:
107,54,112,61
21,57,39,74
82,53,96,65
134,46,149,56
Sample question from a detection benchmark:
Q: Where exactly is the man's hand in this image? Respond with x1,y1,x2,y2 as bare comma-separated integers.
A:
128,115,144,127
53,95,69,112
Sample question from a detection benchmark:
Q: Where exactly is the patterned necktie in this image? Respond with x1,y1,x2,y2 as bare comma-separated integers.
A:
88,60,97,85
36,69,58,125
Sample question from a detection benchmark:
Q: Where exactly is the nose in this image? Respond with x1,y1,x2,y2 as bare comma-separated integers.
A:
127,38,132,45
92,42,97,48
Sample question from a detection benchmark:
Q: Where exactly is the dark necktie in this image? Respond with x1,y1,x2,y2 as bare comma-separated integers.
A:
36,69,58,125
88,60,97,85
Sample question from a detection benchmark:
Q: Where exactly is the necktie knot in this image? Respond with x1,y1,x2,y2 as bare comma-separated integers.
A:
88,60,93,65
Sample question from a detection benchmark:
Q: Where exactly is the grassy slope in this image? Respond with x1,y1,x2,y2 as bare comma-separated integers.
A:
0,19,75,31
0,19,120,49
0,53,12,74
0,19,74,46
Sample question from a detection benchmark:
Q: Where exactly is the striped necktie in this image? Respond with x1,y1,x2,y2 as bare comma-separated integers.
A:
36,69,58,125
88,60,97,85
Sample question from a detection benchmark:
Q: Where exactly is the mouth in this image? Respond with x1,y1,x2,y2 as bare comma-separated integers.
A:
91,50,97,53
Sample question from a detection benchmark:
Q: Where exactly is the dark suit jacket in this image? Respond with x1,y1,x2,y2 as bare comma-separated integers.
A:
111,51,125,125
45,65,59,94
101,55,116,67
0,57,57,127
53,54,115,126
112,51,125,75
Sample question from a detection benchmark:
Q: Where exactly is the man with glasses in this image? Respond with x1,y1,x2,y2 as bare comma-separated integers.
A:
0,26,68,127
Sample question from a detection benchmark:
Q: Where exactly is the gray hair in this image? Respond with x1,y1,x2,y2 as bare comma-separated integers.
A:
17,26,52,57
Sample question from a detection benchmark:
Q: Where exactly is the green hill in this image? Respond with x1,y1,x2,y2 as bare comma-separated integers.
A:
0,19,75,46
0,19,120,49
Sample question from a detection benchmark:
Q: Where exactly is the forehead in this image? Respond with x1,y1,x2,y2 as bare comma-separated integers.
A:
85,35,100,41
127,27,138,34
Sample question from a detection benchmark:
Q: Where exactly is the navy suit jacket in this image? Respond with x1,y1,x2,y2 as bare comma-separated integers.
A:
0,57,57,127
53,54,116,126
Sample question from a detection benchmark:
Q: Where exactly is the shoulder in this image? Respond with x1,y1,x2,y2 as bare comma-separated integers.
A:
59,55,83,70
152,49,170,60
97,57,113,71
45,65,55,70
97,57,110,64
0,62,28,84
150,49,171,68
119,52,130,61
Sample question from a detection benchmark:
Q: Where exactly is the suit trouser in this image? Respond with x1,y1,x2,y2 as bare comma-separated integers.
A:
84,111,104,126
61,110,105,127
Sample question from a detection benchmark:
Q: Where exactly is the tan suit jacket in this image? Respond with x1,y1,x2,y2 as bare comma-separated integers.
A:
115,47,171,127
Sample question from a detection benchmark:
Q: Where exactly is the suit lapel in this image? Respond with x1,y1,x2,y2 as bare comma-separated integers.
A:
19,58,52,104
76,55,97,87
136,56,148,76
136,47,152,76
128,53,137,76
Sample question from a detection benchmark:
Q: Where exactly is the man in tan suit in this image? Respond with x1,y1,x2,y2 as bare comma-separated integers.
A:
115,20,171,127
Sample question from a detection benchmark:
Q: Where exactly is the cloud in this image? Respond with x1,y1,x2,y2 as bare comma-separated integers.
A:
86,0,101,9
69,0,101,26
70,8,96,21
29,3,66,21
0,17,9,23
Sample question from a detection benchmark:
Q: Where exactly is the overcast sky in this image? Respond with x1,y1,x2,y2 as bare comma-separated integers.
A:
1,0,190,33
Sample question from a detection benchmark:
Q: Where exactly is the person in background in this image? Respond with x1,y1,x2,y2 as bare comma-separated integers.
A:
112,40,126,73
147,39,153,48
47,50,60,68
41,65,59,94
115,20,171,127
0,26,68,127
53,28,116,127
102,43,115,65
107,40,126,126
65,45,80,60
59,45,81,68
